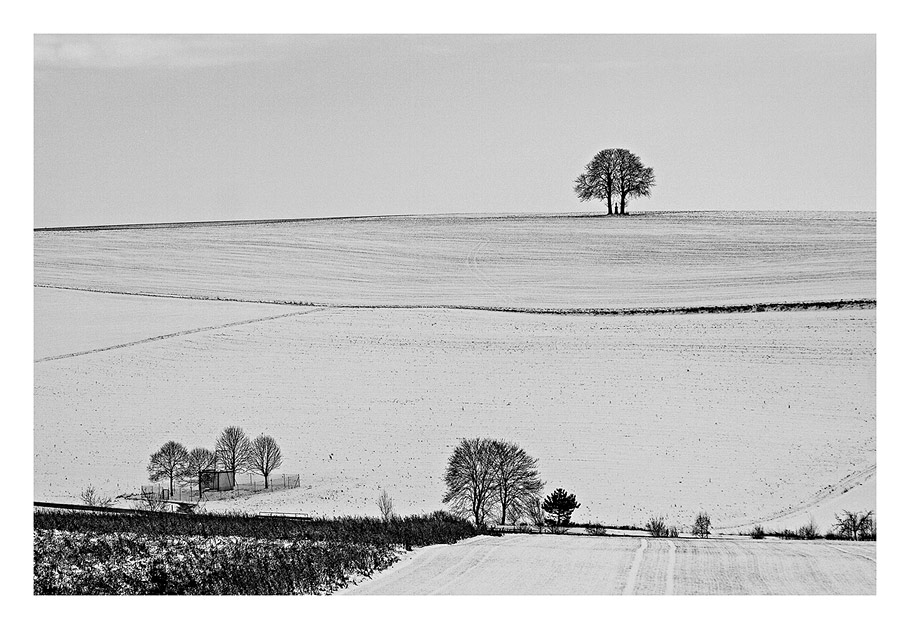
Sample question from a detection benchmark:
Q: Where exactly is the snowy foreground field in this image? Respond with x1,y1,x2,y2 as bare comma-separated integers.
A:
34,211,875,533
340,534,876,595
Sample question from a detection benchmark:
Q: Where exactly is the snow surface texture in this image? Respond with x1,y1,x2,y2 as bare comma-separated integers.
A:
339,535,875,595
33,212,875,531
35,211,875,310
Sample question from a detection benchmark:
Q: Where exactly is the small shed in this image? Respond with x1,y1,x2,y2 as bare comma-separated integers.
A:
199,469,235,492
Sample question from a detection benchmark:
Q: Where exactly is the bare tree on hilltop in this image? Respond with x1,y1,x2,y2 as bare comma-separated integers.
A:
147,441,189,497
215,426,253,480
248,434,283,489
574,148,655,215
489,440,544,526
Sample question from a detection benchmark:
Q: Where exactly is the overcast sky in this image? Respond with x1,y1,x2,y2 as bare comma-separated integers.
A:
34,34,875,227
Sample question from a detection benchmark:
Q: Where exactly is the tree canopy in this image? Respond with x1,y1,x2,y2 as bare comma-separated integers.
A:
443,437,544,527
215,426,253,478
574,148,655,214
147,441,189,497
248,434,283,488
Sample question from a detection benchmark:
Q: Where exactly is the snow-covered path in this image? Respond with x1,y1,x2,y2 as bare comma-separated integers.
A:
339,535,874,595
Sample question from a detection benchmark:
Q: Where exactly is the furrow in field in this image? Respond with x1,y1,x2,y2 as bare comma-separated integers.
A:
35,308,329,363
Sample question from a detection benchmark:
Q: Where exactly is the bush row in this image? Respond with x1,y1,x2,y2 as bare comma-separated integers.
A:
34,509,476,548
34,510,478,594
34,529,397,595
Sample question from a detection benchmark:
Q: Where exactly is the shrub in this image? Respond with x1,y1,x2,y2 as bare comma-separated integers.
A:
750,525,765,539
667,526,679,538
797,519,820,540
692,511,711,538
79,486,113,508
585,523,609,536
645,516,669,537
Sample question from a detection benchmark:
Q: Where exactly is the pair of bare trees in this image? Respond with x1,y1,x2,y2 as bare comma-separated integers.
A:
442,437,544,526
147,426,283,497
574,148,655,215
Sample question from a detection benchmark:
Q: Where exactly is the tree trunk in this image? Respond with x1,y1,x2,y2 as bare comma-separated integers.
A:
607,192,614,215
620,193,627,215
264,473,269,489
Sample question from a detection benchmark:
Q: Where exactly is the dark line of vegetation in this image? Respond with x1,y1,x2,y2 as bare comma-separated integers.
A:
34,509,475,546
33,284,875,316
747,511,876,541
34,510,477,595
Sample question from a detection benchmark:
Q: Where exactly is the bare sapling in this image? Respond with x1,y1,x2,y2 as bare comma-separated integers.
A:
377,489,395,521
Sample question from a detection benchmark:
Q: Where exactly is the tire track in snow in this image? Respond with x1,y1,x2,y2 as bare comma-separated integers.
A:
825,543,876,563
426,535,526,594
35,307,330,363
665,540,676,595
623,538,648,595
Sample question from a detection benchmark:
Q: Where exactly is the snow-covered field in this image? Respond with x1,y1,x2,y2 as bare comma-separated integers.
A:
34,287,307,361
33,211,875,533
34,298,874,530
339,534,875,595
35,211,875,310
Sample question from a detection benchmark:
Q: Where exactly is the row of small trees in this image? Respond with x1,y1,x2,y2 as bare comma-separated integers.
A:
750,511,875,541
147,426,283,497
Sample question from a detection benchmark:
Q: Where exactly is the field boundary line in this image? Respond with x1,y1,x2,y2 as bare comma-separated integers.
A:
35,307,330,363
623,538,648,595
665,540,676,595
35,284,876,317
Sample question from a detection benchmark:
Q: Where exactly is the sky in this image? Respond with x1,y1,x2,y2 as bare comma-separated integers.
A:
34,34,875,227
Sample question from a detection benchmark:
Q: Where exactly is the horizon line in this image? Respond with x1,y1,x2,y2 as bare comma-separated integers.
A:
33,208,875,232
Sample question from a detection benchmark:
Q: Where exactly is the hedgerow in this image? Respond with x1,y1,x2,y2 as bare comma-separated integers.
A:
34,509,476,594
